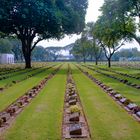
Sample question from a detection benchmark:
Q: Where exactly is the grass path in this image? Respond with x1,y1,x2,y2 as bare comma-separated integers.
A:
0,65,59,112
80,65,140,105
71,64,140,140
1,64,67,140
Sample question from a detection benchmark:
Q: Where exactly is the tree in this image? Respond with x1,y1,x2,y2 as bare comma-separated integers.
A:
100,0,139,46
32,46,47,61
84,22,102,65
89,39,102,65
70,41,82,61
93,15,125,67
0,0,88,68
70,40,82,61
46,47,62,61
71,35,102,64
10,39,23,62
91,0,139,67
71,38,90,62
0,38,24,61
0,38,13,53
80,36,91,63
113,47,140,61
71,22,102,63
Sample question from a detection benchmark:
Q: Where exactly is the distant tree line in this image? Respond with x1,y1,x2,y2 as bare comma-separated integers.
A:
1,37,140,63
113,48,140,61
0,38,63,62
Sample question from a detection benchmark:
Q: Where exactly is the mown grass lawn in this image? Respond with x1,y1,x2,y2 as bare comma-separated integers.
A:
1,64,67,140
0,67,48,88
88,65,140,85
1,63,140,140
0,64,59,112
72,64,140,140
80,64,140,105
88,63,140,78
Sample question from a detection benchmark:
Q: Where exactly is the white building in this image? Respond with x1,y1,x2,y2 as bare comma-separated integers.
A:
0,54,14,64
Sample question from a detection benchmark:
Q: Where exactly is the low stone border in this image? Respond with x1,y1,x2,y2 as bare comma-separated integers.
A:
0,65,62,134
76,65,140,123
62,65,91,139
83,65,140,90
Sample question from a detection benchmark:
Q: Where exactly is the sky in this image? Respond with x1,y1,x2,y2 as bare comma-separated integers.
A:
38,0,139,50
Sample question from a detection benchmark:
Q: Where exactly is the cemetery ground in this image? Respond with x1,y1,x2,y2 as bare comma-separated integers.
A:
0,62,140,140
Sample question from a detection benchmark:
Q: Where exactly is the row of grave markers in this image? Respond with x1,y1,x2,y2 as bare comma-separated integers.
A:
0,64,56,92
0,65,62,133
0,66,39,81
89,65,140,80
77,65,140,123
62,65,91,139
83,65,140,90
0,67,23,76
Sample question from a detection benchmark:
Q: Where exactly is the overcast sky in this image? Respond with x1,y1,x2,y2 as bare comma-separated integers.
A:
38,0,139,50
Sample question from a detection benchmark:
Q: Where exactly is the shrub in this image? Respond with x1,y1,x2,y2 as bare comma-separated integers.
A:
133,106,140,114
123,99,132,106
69,105,81,114
16,102,22,108
0,118,3,127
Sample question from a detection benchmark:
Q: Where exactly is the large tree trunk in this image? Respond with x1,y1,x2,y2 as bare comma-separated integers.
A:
83,57,86,63
95,59,98,65
21,39,32,68
90,55,93,61
108,58,111,68
24,52,31,68
15,53,19,62
20,51,24,62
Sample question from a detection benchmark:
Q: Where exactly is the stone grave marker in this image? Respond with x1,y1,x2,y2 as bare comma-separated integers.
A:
0,112,10,122
69,112,80,122
127,103,137,110
69,124,82,135
69,99,77,105
136,111,140,117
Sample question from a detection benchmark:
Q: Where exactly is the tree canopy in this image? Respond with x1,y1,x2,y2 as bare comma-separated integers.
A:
0,39,13,53
0,0,88,68
99,0,139,45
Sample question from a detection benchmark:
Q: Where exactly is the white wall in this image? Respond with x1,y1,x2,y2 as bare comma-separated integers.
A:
0,54,14,64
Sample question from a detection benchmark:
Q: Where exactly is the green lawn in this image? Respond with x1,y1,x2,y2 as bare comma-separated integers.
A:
87,64,140,85
1,64,67,140
0,68,22,75
0,64,59,112
72,64,140,140
1,63,140,140
88,63,140,76
0,67,47,88
80,64,140,105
